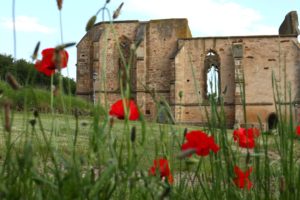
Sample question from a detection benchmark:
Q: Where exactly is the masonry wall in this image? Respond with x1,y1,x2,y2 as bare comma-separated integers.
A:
143,19,191,120
77,19,300,129
77,21,140,104
77,19,192,121
173,36,300,127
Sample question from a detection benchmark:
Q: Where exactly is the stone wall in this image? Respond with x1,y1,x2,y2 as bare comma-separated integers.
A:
77,19,192,121
173,35,300,127
77,16,300,129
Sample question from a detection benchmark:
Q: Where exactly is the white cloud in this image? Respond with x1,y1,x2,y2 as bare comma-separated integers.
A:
1,16,55,34
124,0,277,36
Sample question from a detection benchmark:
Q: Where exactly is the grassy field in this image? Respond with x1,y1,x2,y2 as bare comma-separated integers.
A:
1,105,300,199
0,112,203,170
1,112,298,172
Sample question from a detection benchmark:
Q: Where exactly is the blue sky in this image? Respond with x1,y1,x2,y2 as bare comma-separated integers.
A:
0,0,299,80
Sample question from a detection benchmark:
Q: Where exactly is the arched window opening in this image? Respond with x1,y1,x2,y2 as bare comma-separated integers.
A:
204,50,220,100
207,65,219,99
268,113,278,130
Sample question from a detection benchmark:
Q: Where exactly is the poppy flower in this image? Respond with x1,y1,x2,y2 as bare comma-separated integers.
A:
35,48,69,76
181,130,220,157
109,99,139,120
296,125,300,136
233,165,253,190
233,128,260,149
149,158,173,184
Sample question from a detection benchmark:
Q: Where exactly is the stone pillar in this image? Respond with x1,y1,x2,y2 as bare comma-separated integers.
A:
232,43,244,126
135,43,146,115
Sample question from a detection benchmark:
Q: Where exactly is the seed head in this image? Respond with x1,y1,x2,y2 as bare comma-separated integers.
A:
81,121,88,126
246,151,251,165
280,176,285,193
178,91,183,99
4,101,11,132
86,15,97,32
31,41,40,61
183,128,188,137
56,0,63,10
55,42,76,51
33,110,39,118
6,73,21,90
113,2,124,20
109,117,114,127
29,119,36,127
131,126,136,143
177,148,196,159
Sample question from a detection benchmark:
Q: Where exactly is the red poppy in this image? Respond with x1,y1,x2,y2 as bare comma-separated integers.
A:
149,158,173,184
296,125,300,136
233,128,260,149
109,99,139,120
181,130,220,157
35,48,69,76
233,165,253,190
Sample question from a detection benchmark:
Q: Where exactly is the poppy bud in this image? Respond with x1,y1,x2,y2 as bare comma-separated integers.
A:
86,15,97,32
177,148,196,159
6,73,21,90
56,42,76,50
53,85,60,97
4,101,11,132
280,176,285,193
109,117,114,128
29,119,36,127
56,0,63,10
178,91,183,99
246,151,251,165
32,41,40,61
33,110,39,118
81,121,88,126
113,2,124,19
183,128,188,137
131,126,136,143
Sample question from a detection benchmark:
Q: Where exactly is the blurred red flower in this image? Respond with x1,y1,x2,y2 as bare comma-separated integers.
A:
181,130,220,157
233,128,260,149
233,165,253,190
296,125,300,136
35,48,69,76
149,158,173,184
109,99,139,120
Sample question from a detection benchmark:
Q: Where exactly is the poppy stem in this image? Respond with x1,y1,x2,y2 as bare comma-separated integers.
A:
59,10,64,44
12,0,17,60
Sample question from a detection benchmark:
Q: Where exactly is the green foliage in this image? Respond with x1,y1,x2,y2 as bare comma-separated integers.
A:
0,54,76,95
0,80,90,113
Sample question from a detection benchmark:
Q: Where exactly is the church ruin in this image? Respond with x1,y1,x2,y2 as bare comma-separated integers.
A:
76,11,300,129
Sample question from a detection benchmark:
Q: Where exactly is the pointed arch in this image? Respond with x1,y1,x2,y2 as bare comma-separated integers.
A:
204,49,221,100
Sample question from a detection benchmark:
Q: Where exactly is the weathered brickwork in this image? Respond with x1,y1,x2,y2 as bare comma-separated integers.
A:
77,12,300,129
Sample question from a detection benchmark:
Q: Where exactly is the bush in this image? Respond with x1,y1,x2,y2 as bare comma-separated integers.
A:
0,54,77,95
0,80,91,114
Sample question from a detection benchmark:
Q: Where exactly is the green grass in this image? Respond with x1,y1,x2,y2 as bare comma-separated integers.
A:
2,1,300,198
0,80,91,113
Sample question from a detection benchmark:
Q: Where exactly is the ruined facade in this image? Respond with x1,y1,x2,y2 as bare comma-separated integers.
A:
77,11,300,129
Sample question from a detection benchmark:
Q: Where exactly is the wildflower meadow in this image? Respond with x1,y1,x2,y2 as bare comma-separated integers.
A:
1,1,300,199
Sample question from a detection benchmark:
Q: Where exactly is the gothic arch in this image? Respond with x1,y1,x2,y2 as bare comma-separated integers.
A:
204,49,221,100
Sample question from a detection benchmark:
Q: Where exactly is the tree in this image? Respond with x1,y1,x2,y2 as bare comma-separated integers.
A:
0,54,76,95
